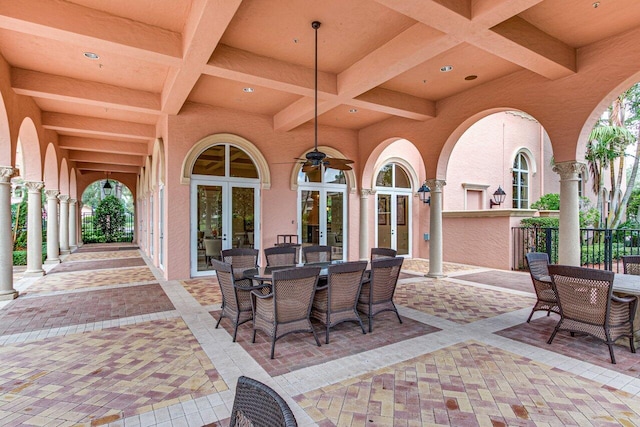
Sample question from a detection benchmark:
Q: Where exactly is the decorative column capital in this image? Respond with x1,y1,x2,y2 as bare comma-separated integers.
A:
45,189,60,199
425,179,446,192
69,198,77,205
552,161,586,180
360,188,376,197
58,194,70,203
0,166,15,183
24,181,44,192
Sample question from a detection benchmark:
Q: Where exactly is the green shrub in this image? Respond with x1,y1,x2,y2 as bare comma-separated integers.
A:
93,195,126,243
531,193,560,210
521,217,559,228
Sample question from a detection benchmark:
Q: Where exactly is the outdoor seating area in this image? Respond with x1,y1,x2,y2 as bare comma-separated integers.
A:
1,244,640,426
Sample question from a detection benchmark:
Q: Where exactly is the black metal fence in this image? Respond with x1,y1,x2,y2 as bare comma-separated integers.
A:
81,212,135,243
513,227,640,273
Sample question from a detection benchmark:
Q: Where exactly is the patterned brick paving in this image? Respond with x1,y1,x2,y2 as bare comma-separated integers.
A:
0,284,174,335
401,259,478,275
47,257,147,274
214,311,439,377
454,270,533,293
295,340,640,426
395,279,535,324
24,266,156,294
180,279,222,306
497,315,640,377
63,249,142,262
0,319,227,425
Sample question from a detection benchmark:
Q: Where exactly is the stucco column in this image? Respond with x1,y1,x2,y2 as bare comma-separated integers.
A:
0,167,17,299
69,198,77,250
25,181,45,277
45,189,60,264
359,189,375,260
426,179,446,278
77,202,84,247
58,194,70,255
553,161,585,266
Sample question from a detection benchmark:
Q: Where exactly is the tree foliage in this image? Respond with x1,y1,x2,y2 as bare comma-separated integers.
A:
93,195,126,242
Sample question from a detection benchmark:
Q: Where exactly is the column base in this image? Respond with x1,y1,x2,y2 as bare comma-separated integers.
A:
70,245,78,252
425,273,447,279
0,289,18,300
45,258,61,264
23,269,45,277
60,249,71,255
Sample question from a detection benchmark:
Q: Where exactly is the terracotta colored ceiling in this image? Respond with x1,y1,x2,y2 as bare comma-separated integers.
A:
1,0,639,176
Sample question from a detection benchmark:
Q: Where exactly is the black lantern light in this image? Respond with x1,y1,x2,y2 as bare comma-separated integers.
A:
103,179,113,196
417,183,431,205
489,185,506,208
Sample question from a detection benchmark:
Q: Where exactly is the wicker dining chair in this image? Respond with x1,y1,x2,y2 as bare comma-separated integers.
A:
229,376,297,427
302,245,332,263
357,257,404,332
312,261,368,343
547,264,637,364
622,255,640,275
371,247,397,260
211,259,263,342
221,247,260,286
251,266,322,359
265,246,298,267
525,252,560,323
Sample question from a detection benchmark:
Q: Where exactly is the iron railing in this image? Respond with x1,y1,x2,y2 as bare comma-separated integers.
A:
81,212,134,243
513,227,640,273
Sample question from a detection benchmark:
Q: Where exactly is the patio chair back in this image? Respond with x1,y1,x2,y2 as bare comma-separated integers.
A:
265,245,298,267
312,261,368,343
357,257,404,332
221,248,259,270
370,247,397,260
252,266,322,358
302,245,332,263
622,255,640,275
230,376,297,427
524,252,559,322
211,259,254,342
547,264,637,364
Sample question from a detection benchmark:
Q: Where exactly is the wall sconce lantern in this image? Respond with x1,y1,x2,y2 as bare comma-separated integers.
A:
103,179,113,196
417,183,431,205
489,185,506,208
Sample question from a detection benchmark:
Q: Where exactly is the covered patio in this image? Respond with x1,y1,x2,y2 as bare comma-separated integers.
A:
1,245,639,426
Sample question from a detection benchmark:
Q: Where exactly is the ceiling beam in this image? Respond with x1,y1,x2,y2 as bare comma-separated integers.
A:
12,69,161,114
0,0,182,65
58,136,148,156
161,0,242,114
67,150,144,167
42,113,155,141
74,162,140,174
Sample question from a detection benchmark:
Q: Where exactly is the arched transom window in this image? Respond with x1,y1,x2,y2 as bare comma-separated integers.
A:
193,144,258,178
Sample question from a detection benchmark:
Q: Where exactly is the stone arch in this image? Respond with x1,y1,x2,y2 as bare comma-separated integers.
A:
181,133,271,189
289,146,357,193
43,143,59,190
59,158,69,195
151,138,165,188
0,91,11,166
17,118,42,181
144,156,152,194
69,169,77,199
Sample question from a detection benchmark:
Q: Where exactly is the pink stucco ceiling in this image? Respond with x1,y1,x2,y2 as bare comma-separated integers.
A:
1,0,639,176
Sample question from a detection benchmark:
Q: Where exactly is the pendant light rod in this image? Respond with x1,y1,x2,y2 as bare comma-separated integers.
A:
312,20,320,152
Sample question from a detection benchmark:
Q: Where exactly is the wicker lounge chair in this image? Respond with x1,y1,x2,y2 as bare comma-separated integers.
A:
230,376,297,427
302,245,332,263
622,255,640,275
312,261,368,343
525,252,560,323
251,266,322,359
211,259,263,342
547,264,637,364
265,245,298,267
357,257,404,332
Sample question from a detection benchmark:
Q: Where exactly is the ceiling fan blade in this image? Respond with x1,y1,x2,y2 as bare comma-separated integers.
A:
302,163,320,173
324,158,354,170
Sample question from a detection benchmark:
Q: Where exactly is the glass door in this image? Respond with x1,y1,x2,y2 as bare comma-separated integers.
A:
191,180,258,276
376,192,410,256
158,186,164,269
299,187,346,261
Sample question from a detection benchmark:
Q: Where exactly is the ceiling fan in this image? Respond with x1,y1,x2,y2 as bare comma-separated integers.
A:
299,21,354,173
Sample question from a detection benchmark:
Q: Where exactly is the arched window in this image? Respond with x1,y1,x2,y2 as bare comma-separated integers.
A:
512,152,529,209
375,163,412,256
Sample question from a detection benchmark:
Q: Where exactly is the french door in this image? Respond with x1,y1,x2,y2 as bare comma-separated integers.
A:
299,187,346,261
376,192,411,256
191,178,259,276
158,186,164,270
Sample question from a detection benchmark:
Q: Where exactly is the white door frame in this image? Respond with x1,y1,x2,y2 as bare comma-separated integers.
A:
375,190,412,256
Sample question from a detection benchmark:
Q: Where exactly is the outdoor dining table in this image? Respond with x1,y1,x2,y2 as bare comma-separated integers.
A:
613,273,640,344
243,262,336,283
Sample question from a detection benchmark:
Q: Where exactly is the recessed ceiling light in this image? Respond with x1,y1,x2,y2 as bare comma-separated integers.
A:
83,52,99,60
349,109,358,113
464,75,478,81
593,1,600,8
440,65,453,72
243,87,254,93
